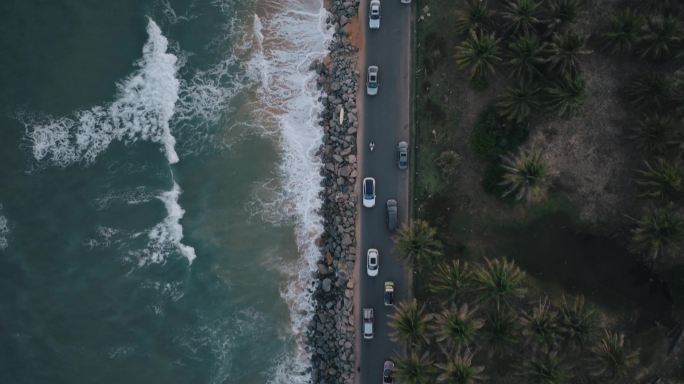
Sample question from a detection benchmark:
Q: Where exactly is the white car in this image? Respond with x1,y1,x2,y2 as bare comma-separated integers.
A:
366,65,379,96
400,0,411,4
367,248,379,276
369,0,381,30
363,177,376,208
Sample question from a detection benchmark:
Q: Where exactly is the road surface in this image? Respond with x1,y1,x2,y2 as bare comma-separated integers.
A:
356,0,412,383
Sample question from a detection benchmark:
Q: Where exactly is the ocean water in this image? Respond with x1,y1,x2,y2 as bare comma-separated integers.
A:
0,1,331,383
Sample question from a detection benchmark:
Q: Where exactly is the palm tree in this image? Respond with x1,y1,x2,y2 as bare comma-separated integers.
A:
394,220,443,270
630,205,684,262
519,351,569,384
499,149,549,204
436,150,463,179
625,73,672,112
557,295,600,349
629,114,678,154
639,15,682,62
471,258,527,310
395,350,436,384
482,308,519,356
432,304,485,349
603,9,643,54
636,158,683,200
545,0,581,32
544,31,590,76
455,0,495,34
521,297,559,350
507,34,546,81
429,259,472,303
590,330,639,380
544,75,586,116
455,30,502,83
502,0,542,35
389,299,432,348
496,81,541,123
436,349,485,384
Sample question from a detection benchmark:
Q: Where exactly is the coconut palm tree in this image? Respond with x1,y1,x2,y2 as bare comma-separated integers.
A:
499,149,549,204
625,73,672,112
394,220,443,270
496,81,541,123
558,295,600,349
455,30,502,84
639,15,682,62
519,351,569,384
506,34,546,81
502,0,542,35
630,205,684,262
432,304,485,349
455,0,495,34
395,350,436,384
471,258,527,310
544,31,590,76
389,299,432,348
482,308,519,356
430,259,472,303
521,297,559,350
629,114,678,155
544,75,586,116
603,9,643,54
545,0,581,32
590,330,639,381
636,158,683,200
436,349,485,384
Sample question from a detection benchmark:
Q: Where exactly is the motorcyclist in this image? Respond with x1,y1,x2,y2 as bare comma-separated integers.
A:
369,140,375,151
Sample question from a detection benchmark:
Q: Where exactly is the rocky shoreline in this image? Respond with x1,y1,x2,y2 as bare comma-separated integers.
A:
307,1,361,383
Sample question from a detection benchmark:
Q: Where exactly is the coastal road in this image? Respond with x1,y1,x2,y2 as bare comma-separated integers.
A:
355,0,412,383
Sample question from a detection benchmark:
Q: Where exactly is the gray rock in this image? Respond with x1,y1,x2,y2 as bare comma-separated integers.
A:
322,278,332,292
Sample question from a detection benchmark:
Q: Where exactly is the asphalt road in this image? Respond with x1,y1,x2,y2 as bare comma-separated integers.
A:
356,0,412,383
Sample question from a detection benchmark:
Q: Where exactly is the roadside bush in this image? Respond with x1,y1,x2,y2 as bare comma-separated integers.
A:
471,108,528,159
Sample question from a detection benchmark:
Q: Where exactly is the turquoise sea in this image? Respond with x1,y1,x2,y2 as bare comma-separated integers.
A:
0,1,330,383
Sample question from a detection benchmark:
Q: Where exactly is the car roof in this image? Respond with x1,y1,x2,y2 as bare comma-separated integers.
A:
398,141,408,149
387,199,397,206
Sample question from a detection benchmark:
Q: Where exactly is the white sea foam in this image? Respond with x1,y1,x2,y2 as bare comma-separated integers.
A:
23,19,181,166
0,206,9,250
137,181,196,265
247,1,333,383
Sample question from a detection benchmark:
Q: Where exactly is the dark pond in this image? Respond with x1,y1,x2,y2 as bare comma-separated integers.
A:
497,213,674,331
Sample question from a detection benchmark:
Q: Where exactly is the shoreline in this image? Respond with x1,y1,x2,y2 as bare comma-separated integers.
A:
307,0,361,383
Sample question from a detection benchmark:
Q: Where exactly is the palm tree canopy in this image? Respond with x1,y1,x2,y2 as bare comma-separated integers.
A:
435,349,485,384
496,81,541,123
546,0,581,31
455,30,502,82
471,258,527,310
544,31,590,76
394,220,444,269
388,299,432,347
544,75,586,116
432,304,484,349
430,259,472,303
482,308,519,355
455,0,495,34
629,114,679,154
519,351,569,384
395,350,436,384
639,15,682,62
603,9,643,54
630,205,684,262
502,0,542,35
499,149,549,204
636,158,684,200
590,329,639,380
521,297,559,349
558,295,600,349
506,34,545,81
625,73,673,112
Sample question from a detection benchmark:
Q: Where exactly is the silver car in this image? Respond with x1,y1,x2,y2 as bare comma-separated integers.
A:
369,0,381,29
397,141,408,170
366,65,379,96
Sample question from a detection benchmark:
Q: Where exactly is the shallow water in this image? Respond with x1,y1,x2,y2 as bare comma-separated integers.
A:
0,0,329,383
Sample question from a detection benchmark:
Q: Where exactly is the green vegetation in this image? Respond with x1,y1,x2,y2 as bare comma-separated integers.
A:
394,220,444,270
455,30,502,85
499,149,549,204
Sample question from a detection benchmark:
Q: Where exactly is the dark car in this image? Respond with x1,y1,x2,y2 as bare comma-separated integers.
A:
383,360,395,383
384,281,394,306
386,199,397,231
396,141,408,170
